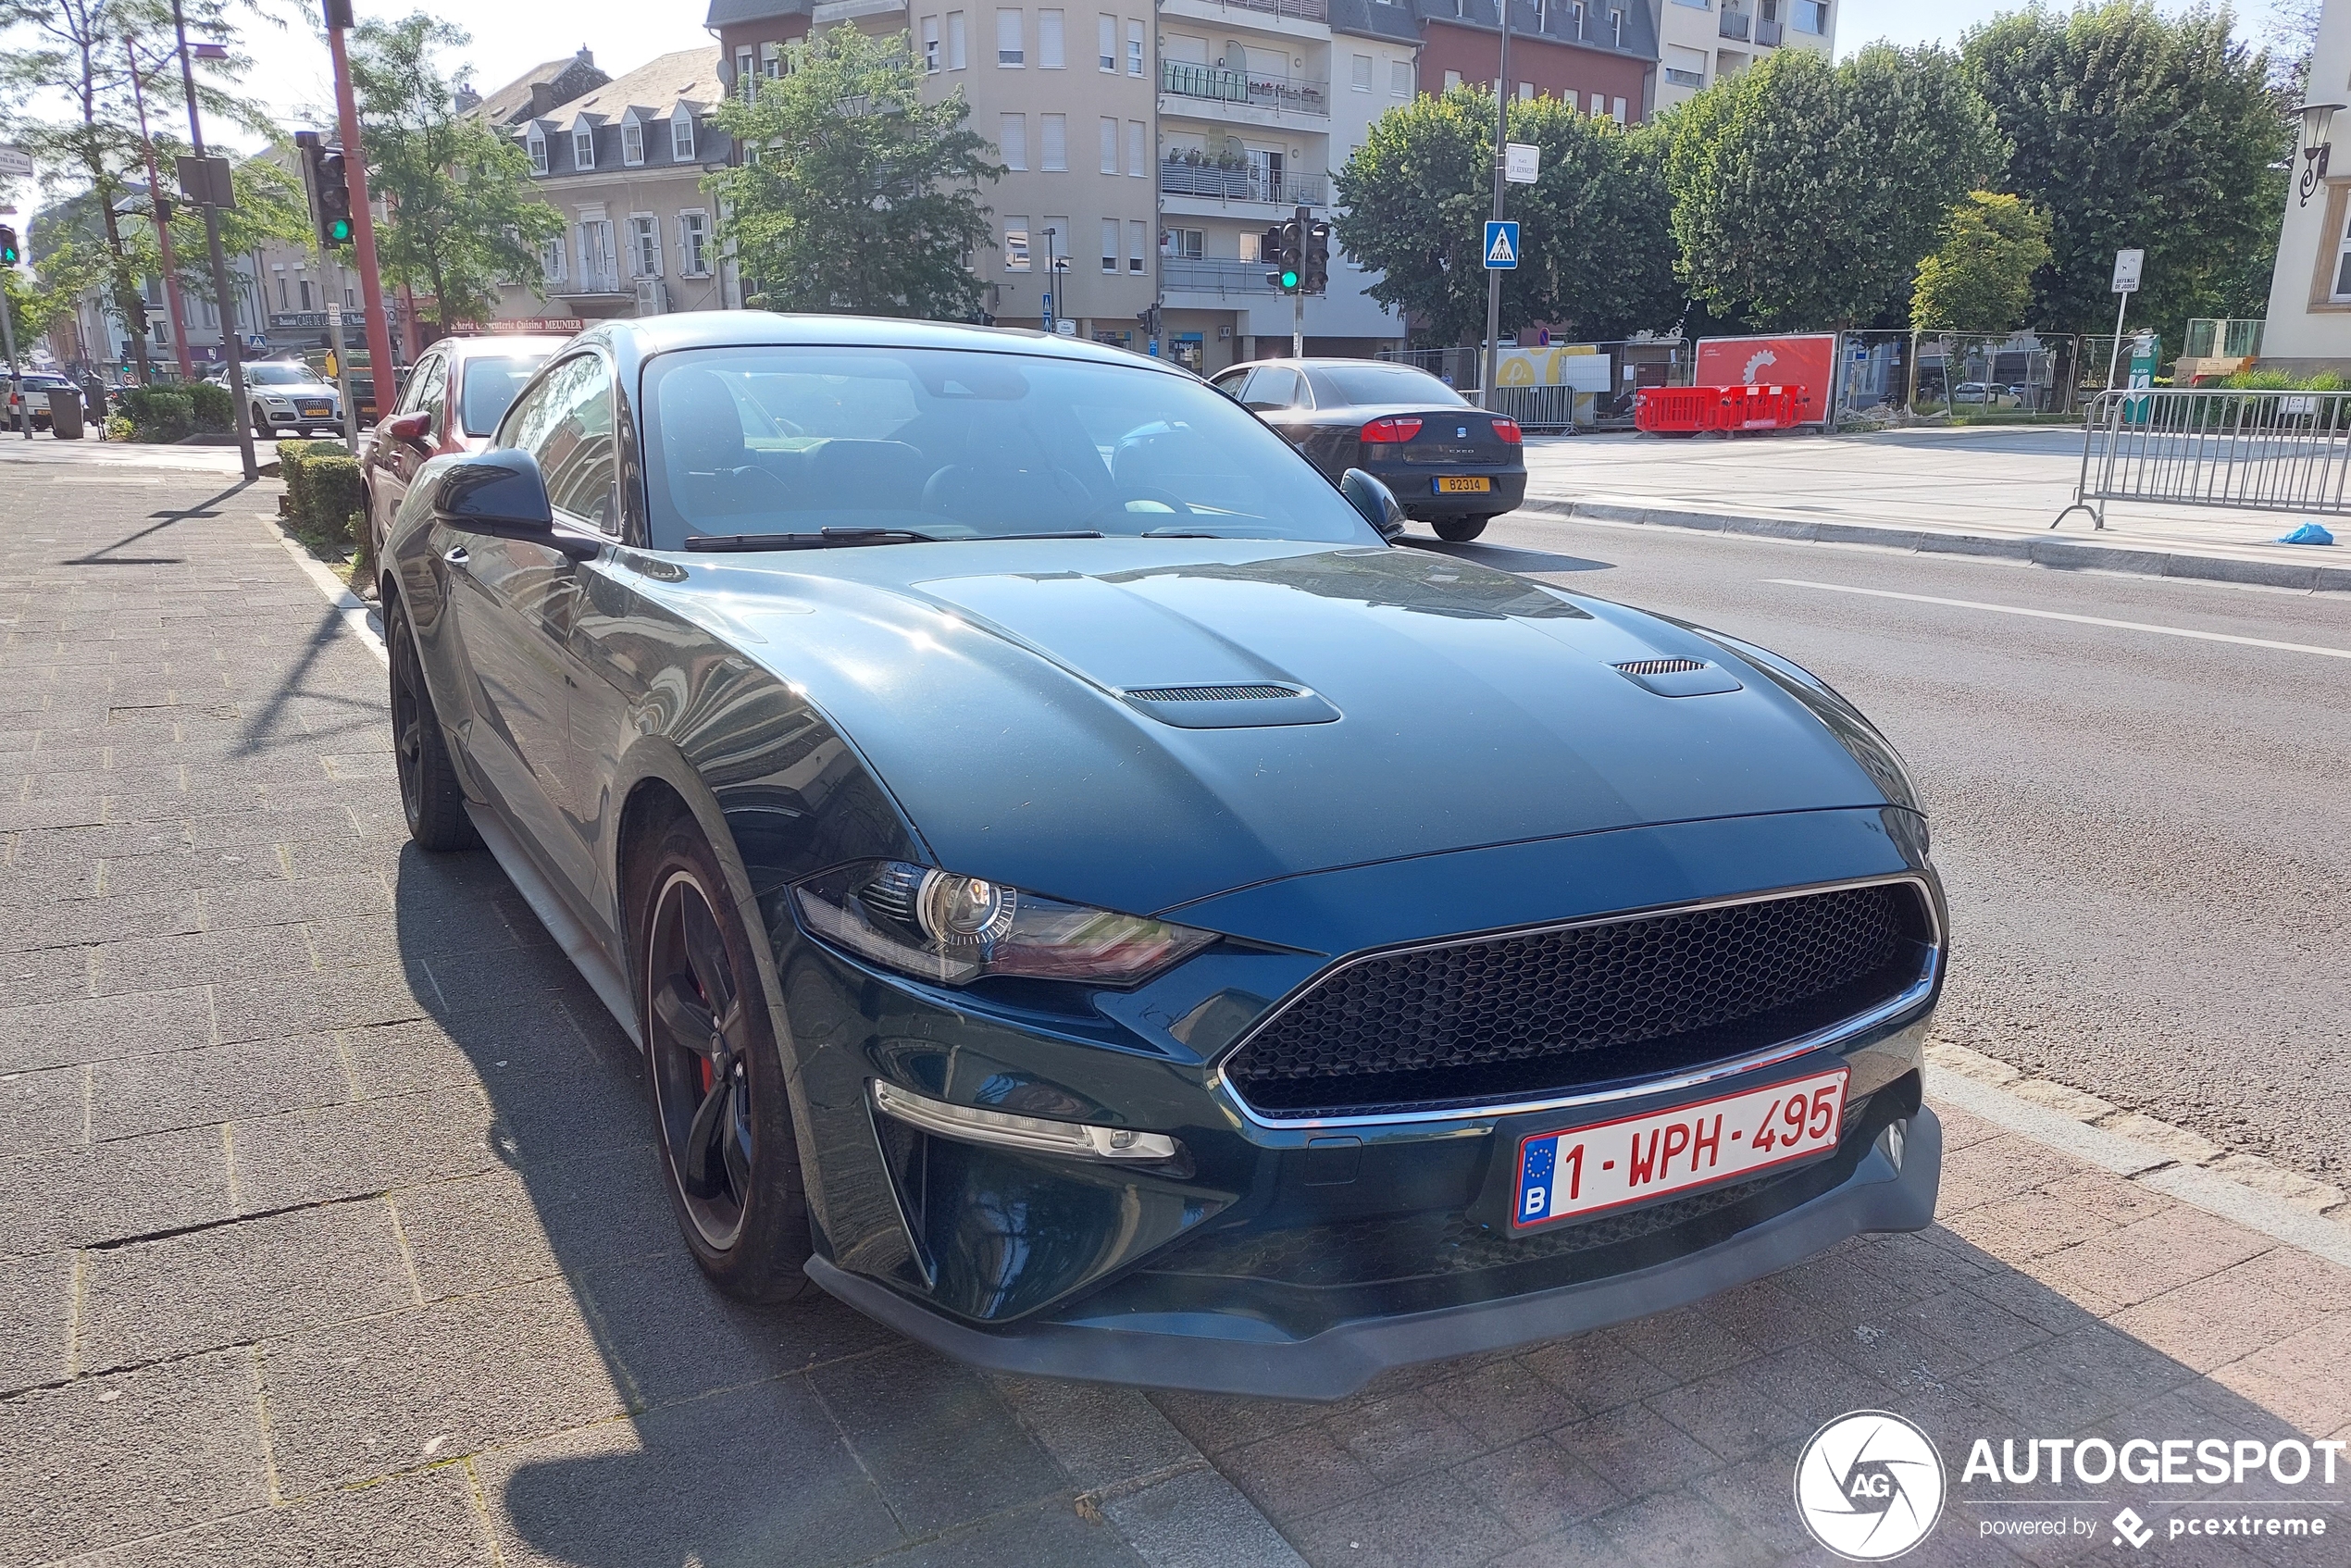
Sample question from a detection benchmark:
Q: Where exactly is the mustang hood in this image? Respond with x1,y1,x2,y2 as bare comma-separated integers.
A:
690,542,1901,917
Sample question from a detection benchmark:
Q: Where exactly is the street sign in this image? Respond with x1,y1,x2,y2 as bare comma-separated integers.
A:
1503,143,1539,184
1484,220,1519,270
325,302,342,326
1040,291,1052,320
2111,248,2144,294
0,146,31,180
177,155,235,210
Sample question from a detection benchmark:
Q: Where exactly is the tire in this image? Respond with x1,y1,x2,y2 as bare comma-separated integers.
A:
252,407,271,441
1433,516,1489,542
386,596,480,852
632,816,814,1303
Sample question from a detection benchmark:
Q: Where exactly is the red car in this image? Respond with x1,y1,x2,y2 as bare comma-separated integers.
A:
361,333,568,559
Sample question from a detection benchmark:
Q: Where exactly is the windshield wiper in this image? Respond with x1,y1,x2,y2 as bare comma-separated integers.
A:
682,528,1107,552
1139,527,1278,539
685,528,939,552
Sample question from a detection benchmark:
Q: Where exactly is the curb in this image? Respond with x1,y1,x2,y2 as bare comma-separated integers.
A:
1928,1068,2351,1272
261,514,385,666
1518,497,2351,594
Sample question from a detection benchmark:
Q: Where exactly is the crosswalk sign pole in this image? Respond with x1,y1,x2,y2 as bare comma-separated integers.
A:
1480,18,1511,413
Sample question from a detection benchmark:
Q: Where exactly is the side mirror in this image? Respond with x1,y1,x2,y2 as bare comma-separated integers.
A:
380,409,432,449
1340,467,1408,541
434,448,601,560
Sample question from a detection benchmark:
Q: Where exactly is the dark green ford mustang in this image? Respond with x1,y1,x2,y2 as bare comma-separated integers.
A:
380,314,1946,1400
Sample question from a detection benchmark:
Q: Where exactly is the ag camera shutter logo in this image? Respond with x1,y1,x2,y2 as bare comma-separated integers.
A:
1794,1411,1947,1560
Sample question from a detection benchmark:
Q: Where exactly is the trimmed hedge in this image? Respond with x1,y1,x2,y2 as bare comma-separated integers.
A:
278,439,364,547
189,380,234,432
118,387,193,442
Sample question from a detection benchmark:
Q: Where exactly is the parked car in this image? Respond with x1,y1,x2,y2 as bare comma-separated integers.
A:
5,372,78,432
381,314,1945,1400
360,334,566,560
242,360,344,439
1209,357,1526,542
1951,382,2019,407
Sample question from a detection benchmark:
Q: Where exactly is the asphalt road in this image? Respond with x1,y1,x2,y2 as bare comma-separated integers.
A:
1419,511,2351,1185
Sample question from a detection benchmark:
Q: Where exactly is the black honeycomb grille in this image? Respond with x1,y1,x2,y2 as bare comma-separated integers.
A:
1225,883,1926,1117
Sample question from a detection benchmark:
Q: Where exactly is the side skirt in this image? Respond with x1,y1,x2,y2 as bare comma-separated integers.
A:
466,802,643,1052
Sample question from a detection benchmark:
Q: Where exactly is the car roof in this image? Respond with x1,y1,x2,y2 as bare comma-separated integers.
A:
591,311,1189,379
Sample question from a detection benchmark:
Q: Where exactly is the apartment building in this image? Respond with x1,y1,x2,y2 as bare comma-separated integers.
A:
710,0,1160,345
493,49,742,326
1650,0,1829,111
1412,0,1652,122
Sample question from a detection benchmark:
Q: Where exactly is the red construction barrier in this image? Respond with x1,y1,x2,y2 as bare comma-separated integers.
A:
1634,383,1817,435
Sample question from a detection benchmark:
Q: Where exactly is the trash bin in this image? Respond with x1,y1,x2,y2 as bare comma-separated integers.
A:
46,387,84,440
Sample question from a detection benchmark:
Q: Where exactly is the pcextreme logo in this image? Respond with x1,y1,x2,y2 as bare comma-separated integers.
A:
1793,1411,1947,1561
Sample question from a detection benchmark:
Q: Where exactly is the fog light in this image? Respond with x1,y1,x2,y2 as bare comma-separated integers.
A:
1875,1118,1907,1172
871,1079,1181,1163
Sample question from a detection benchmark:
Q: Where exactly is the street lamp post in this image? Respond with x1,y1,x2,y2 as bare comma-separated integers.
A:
2294,101,2344,208
168,3,257,480
1480,6,1512,411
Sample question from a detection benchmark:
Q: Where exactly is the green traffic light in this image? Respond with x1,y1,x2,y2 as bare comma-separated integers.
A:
329,218,352,243
1281,268,1300,290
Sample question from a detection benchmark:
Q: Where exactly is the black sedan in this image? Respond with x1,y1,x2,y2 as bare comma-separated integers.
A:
1210,357,1526,541
381,314,1944,1399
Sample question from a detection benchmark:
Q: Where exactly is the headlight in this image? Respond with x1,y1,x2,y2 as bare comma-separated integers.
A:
792,860,1217,987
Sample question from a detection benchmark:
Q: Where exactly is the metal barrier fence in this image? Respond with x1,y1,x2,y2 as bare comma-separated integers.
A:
2057,388,2351,529
1486,384,1578,432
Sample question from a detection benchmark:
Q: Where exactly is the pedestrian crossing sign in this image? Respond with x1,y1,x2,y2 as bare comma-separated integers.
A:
1484,220,1519,269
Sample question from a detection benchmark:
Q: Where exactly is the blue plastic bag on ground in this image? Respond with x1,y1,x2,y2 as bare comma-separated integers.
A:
2275,522,2336,545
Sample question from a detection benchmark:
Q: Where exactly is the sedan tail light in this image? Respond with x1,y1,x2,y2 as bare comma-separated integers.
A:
1360,417,1424,443
1491,417,1524,444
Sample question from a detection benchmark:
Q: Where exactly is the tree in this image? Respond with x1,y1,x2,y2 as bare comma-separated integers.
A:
1960,2,2287,347
1333,86,1679,347
1662,44,2005,330
1911,191,2053,331
705,24,1002,317
0,0,274,380
349,12,564,334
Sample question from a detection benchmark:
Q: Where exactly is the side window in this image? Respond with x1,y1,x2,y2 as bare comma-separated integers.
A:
416,357,450,435
1241,366,1300,411
508,354,619,532
399,352,442,416
1210,368,1248,399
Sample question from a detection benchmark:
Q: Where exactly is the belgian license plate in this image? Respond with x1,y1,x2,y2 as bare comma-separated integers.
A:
1435,476,1492,493
1512,1066,1847,1230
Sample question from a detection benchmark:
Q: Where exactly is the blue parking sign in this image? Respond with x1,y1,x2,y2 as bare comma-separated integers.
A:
1484,220,1519,269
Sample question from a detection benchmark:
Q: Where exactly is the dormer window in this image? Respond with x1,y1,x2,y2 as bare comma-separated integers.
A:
621,118,644,166
671,111,695,161
574,126,595,169
526,130,547,174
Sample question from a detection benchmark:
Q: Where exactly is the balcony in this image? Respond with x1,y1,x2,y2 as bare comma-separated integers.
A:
813,0,906,20
1719,8,1750,38
1755,15,1783,43
1170,0,1328,20
1160,59,1329,118
1159,158,1326,206
1162,258,1284,296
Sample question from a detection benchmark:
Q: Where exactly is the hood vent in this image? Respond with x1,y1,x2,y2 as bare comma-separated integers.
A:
1611,657,1744,698
1127,683,1298,703
1121,683,1340,730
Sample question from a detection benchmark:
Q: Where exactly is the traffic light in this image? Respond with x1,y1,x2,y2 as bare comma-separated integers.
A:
1301,220,1330,295
1275,217,1303,292
0,226,18,267
297,131,354,250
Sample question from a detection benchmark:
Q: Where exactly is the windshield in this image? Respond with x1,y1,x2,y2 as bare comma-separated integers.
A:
1309,363,1466,407
639,345,1377,548
245,364,317,386
459,355,548,437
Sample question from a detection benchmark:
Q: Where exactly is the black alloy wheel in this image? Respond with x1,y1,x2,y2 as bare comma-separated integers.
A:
386,598,479,852
1433,516,1490,542
638,823,812,1301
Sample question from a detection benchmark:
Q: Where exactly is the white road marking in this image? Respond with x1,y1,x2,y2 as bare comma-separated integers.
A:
1765,578,2351,662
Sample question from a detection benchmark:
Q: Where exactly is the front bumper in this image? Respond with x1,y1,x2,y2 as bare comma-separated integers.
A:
757,807,1945,1397
811,1104,1939,1400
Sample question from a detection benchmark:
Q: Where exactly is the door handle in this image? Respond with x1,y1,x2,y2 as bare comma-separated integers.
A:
443,545,470,566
